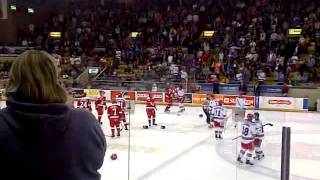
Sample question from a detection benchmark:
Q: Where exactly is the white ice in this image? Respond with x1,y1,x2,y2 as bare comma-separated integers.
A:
97,104,320,180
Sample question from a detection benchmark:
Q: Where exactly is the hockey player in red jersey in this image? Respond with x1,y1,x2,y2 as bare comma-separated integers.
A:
146,93,157,126
76,97,92,111
107,99,122,137
237,113,257,165
95,90,107,124
115,92,129,130
164,85,174,112
176,85,185,112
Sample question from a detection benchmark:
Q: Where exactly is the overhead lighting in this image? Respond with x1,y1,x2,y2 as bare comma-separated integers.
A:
10,5,17,11
288,28,302,36
202,31,215,38
27,8,34,14
130,32,141,38
49,32,61,38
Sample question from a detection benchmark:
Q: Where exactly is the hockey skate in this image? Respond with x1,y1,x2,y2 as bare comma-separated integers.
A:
245,160,254,165
237,156,243,164
164,109,170,113
215,133,218,139
124,124,129,130
178,107,185,113
254,154,265,160
110,130,115,138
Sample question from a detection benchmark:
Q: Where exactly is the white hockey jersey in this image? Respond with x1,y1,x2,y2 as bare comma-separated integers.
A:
208,99,218,115
176,88,185,97
240,120,257,144
254,120,264,139
209,99,218,108
213,106,227,122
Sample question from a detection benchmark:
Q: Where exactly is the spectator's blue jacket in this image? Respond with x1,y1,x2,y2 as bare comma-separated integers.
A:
0,99,106,180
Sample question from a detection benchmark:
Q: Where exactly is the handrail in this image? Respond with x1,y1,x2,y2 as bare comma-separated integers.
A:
91,80,320,88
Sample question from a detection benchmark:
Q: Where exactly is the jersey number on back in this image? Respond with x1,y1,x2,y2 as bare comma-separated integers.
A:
257,127,264,134
80,101,87,108
117,101,124,108
242,126,249,136
214,109,222,117
112,107,118,116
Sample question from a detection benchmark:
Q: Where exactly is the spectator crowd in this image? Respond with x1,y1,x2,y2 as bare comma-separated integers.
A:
1,0,320,89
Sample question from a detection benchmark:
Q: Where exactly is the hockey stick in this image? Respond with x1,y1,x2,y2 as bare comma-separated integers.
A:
223,113,233,132
232,135,241,141
231,123,273,140
120,122,124,131
263,123,273,127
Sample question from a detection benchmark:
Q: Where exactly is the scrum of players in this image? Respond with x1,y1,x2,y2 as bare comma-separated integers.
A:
164,85,185,113
237,112,265,165
73,84,186,136
204,94,265,165
74,87,265,165
74,90,129,138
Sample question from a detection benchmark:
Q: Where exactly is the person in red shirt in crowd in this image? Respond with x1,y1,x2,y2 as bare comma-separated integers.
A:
282,82,289,96
146,93,157,126
95,90,107,124
107,99,122,137
207,74,220,94
164,85,175,112
115,92,129,130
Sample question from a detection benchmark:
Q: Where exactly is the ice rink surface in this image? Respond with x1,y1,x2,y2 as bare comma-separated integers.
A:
98,104,320,180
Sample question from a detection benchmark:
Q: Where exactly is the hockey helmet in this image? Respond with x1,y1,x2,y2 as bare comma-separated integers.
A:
81,92,87,98
110,153,118,160
247,113,254,121
218,100,223,106
120,91,125,97
99,90,105,95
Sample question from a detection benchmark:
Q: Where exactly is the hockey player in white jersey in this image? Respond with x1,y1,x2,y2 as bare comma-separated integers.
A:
233,92,247,128
208,96,218,128
212,100,227,139
209,95,218,109
253,112,265,160
176,85,185,113
237,113,257,165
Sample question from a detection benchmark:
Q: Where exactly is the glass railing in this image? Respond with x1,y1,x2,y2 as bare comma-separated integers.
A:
95,91,319,180
90,80,287,97
1,79,319,180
